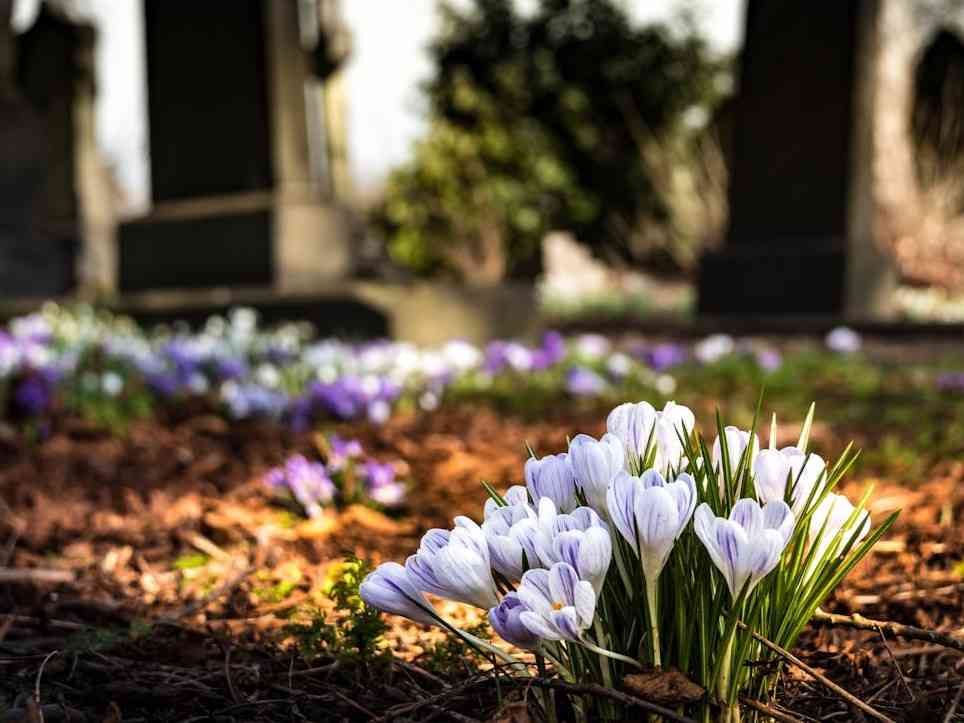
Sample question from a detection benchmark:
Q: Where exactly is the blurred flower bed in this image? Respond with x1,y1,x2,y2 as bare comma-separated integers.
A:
1,304,963,478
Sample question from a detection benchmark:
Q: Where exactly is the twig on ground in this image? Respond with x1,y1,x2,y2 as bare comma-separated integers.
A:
814,608,964,653
943,679,964,723
223,645,240,704
740,622,895,723
34,650,59,708
740,696,805,723
0,568,75,585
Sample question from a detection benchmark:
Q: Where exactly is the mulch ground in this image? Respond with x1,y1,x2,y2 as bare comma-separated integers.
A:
0,404,962,722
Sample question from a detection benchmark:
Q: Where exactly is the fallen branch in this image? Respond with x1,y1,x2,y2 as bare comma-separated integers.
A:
739,623,895,723
0,568,75,585
814,608,964,653
372,674,698,723
740,696,804,723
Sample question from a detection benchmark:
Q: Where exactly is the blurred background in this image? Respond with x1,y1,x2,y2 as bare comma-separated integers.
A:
4,0,964,340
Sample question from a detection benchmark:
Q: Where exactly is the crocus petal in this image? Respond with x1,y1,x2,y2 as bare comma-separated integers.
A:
520,610,562,641
549,562,581,607
753,449,791,504
606,470,640,554
576,526,612,593
360,562,438,627
573,580,596,627
550,607,584,642
634,486,680,580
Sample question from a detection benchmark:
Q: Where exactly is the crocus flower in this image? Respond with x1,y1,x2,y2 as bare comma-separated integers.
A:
536,525,612,594
712,427,759,476
568,432,625,514
694,499,795,599
694,334,735,364
655,401,696,471
566,367,608,396
807,493,870,565
825,326,861,353
483,485,530,519
753,447,826,514
360,562,439,627
646,343,687,371
264,455,335,518
489,592,541,648
607,401,659,462
482,503,540,580
607,469,697,582
405,517,500,609
525,453,579,512
518,563,596,643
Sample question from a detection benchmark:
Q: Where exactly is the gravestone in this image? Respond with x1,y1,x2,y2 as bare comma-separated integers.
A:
118,0,352,293
0,2,83,297
699,0,897,318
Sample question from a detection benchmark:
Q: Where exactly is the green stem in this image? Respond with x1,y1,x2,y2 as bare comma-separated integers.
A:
579,638,644,669
645,574,662,669
593,619,614,689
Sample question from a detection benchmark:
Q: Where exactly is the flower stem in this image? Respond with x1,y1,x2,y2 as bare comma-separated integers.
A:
579,638,644,669
645,574,661,669
593,619,614,689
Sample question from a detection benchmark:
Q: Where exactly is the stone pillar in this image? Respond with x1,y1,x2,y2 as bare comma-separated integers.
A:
266,0,351,293
698,0,898,318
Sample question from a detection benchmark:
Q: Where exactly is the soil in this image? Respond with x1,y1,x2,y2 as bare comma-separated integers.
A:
0,404,962,722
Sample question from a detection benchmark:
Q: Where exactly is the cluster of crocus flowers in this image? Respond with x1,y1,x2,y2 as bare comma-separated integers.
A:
263,435,407,517
361,400,895,720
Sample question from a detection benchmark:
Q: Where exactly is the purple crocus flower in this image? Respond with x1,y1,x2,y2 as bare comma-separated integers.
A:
264,454,335,518
646,343,687,372
328,435,364,471
937,372,964,393
363,460,406,507
566,366,608,397
13,372,54,416
755,349,782,372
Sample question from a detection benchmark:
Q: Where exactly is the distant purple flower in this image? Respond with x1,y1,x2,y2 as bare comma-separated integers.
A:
363,460,406,507
214,356,247,381
13,372,54,416
756,349,782,372
222,382,287,419
937,372,964,393
531,331,566,370
329,435,364,470
646,343,687,372
566,366,608,397
264,454,335,518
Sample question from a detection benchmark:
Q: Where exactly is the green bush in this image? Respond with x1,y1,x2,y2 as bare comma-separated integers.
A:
374,0,726,283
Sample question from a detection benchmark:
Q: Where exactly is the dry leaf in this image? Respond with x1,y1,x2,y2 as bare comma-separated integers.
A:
623,670,705,706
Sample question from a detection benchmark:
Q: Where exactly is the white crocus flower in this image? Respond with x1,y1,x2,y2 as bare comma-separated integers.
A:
655,401,696,471
359,562,439,627
405,517,500,609
607,468,696,667
607,469,697,581
753,446,827,514
568,432,625,514
807,493,870,571
694,499,795,600
712,426,760,478
483,485,529,519
525,453,579,512
517,563,596,643
607,401,659,464
482,503,539,580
